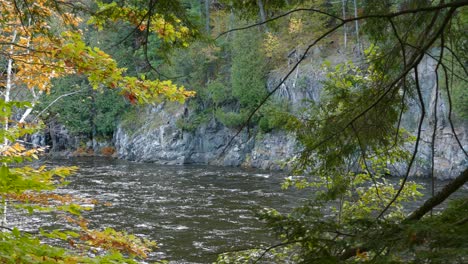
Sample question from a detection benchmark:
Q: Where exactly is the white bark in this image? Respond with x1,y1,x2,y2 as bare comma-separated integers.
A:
1,200,6,228
33,89,84,121
18,18,40,124
257,0,268,32
342,0,347,50
18,88,42,123
205,0,210,34
292,67,300,89
5,31,17,133
353,0,361,55
1,30,17,228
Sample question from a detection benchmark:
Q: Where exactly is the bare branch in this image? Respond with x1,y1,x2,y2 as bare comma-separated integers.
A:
403,42,468,82
222,21,345,153
430,33,446,211
441,63,468,157
140,0,188,81
33,89,85,121
443,45,468,77
217,0,468,39
109,10,150,49
216,7,343,39
351,123,383,204
253,240,302,264
388,17,408,148
377,65,426,219
300,6,457,158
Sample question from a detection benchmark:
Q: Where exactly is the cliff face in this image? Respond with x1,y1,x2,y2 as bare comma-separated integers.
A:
396,56,468,180
114,104,298,170
114,55,467,180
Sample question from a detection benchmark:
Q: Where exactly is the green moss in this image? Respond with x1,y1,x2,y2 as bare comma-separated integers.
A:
176,112,209,132
119,107,146,135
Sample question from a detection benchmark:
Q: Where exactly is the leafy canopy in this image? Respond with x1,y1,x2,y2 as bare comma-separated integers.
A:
0,0,197,262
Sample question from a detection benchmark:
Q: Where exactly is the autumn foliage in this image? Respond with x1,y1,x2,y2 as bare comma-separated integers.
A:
0,0,195,262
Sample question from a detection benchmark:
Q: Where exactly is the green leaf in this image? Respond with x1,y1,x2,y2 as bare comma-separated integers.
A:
12,227,20,237
0,165,9,189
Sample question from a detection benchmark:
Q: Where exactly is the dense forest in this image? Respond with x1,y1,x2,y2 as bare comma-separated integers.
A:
0,0,467,263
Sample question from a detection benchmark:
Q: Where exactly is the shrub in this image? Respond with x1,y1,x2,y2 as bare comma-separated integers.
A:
101,146,116,156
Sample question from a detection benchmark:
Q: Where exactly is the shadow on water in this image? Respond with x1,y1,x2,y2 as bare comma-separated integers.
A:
11,157,468,263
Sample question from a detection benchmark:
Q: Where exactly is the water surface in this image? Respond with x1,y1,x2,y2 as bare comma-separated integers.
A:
24,157,304,263
11,157,467,263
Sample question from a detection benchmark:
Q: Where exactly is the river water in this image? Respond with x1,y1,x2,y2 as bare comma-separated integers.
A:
11,157,468,263
14,157,305,263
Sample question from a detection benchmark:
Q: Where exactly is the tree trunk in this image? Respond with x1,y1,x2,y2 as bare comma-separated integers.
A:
18,18,38,124
257,0,268,32
205,0,210,34
228,1,235,36
342,0,347,50
19,88,41,124
49,119,58,152
353,0,361,55
406,168,468,221
4,31,17,145
1,30,17,227
341,168,468,260
89,86,97,151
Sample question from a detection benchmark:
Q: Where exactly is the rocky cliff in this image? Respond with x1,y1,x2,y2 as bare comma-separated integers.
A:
114,103,298,170
114,55,467,180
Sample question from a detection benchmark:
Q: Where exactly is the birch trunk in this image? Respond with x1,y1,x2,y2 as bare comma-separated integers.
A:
257,0,268,32
353,0,361,55
4,31,17,142
342,0,347,51
1,30,17,227
205,0,210,34
19,18,42,124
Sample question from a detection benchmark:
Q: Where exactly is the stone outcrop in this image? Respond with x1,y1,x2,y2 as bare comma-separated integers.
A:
114,55,467,179
114,103,297,169
395,56,468,180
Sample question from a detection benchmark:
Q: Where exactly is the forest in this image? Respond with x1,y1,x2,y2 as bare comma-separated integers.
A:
0,0,467,263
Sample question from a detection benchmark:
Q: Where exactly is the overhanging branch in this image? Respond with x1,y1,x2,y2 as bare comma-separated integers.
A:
406,167,468,221
217,0,468,39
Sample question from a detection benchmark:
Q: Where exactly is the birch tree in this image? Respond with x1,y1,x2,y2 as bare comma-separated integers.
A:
0,0,196,261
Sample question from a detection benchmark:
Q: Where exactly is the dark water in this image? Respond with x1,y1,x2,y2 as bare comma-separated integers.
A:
11,157,468,263
15,157,305,263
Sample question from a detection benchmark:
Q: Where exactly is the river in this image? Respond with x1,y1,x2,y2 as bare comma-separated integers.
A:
10,157,468,263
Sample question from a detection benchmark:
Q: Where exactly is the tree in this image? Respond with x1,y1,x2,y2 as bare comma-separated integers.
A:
217,0,468,262
38,76,127,141
0,0,196,262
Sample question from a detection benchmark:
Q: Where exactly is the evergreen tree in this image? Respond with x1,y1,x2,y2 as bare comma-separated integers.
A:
217,0,468,262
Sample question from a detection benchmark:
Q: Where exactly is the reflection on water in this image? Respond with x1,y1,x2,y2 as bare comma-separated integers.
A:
10,157,468,263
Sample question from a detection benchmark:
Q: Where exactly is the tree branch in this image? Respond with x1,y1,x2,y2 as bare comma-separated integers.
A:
443,45,468,77
300,6,457,162
351,123,383,204
216,7,343,39
406,167,468,221
33,89,84,122
253,240,302,264
217,0,468,39
222,21,345,154
377,65,426,219
441,62,468,157
430,33,445,211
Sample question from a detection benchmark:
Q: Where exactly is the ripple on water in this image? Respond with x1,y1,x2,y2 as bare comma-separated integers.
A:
18,158,311,263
